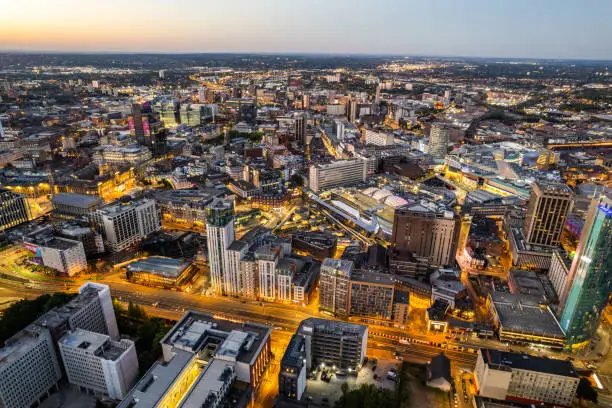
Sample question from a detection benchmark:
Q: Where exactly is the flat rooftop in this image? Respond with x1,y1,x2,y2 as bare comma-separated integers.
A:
480,348,577,378
281,334,305,368
179,359,235,408
96,199,154,216
126,256,192,278
118,349,194,408
298,318,367,338
161,311,271,366
351,269,395,286
52,193,102,209
490,292,565,338
59,329,125,361
42,237,81,251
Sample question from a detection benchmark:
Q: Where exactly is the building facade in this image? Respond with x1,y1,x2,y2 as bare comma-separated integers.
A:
319,258,354,316
523,182,573,247
206,198,236,296
308,159,366,193
428,123,450,160
92,199,161,253
0,188,30,231
0,283,119,408
474,349,578,407
39,237,87,276
59,329,138,399
559,195,612,349
297,318,367,371
278,334,307,401
391,205,460,267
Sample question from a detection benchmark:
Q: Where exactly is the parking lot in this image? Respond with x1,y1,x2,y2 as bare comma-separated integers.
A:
303,358,401,406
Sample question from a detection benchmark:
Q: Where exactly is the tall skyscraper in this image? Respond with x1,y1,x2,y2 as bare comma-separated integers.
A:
129,103,167,155
523,182,573,247
428,123,450,160
206,198,236,295
295,113,306,144
130,103,145,145
559,195,612,349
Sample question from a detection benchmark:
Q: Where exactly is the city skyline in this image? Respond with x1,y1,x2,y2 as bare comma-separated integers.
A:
2,0,612,59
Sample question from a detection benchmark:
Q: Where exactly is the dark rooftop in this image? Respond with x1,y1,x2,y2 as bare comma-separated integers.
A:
480,348,577,378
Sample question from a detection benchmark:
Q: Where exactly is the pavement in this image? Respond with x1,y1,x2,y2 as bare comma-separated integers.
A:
1,243,612,406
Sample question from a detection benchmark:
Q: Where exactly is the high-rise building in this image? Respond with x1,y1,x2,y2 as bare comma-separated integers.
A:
205,198,236,295
391,203,460,267
347,98,358,123
180,104,217,127
129,104,167,155
295,113,307,144
559,195,612,349
0,325,62,408
256,247,280,301
0,188,30,231
523,182,573,247
349,270,396,320
0,283,119,408
474,348,578,407
428,123,450,160
58,329,138,399
278,334,307,401
92,199,161,253
297,318,367,371
308,159,366,193
130,103,146,145
319,258,353,316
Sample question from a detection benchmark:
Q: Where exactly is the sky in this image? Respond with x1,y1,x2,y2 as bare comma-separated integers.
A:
1,0,611,59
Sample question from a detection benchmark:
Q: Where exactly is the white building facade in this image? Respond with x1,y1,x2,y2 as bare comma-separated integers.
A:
59,329,138,399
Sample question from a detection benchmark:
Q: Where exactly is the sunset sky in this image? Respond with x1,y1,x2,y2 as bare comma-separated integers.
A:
1,0,611,59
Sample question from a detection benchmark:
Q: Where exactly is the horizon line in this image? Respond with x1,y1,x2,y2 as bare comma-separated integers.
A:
1,49,612,63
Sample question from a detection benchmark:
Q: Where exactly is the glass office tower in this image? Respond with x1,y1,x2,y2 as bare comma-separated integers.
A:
560,196,612,349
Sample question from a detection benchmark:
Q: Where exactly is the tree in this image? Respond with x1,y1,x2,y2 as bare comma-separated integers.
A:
289,174,304,187
334,384,395,408
0,293,77,346
127,301,147,320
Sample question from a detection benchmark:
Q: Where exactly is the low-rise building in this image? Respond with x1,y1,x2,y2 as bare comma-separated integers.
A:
119,311,271,408
125,256,196,290
430,268,465,309
487,292,565,349
51,193,103,219
474,348,579,407
39,236,88,276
